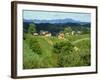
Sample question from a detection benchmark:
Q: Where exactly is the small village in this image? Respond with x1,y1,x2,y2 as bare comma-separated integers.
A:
33,30,82,40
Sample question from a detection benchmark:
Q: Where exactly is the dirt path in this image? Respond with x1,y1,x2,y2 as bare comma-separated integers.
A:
73,38,89,44
44,37,53,45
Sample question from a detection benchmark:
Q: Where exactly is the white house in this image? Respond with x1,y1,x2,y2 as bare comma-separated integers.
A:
33,33,38,36
45,32,51,37
40,31,51,37
71,31,75,35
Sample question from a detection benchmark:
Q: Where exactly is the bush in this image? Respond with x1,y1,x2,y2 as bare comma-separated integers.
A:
53,41,74,54
25,34,42,55
53,41,78,67
29,37,42,54
79,50,91,66
75,39,91,66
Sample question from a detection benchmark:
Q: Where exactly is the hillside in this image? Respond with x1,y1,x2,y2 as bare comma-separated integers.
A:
23,34,91,69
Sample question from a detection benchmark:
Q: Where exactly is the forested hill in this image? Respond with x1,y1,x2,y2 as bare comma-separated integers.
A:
23,19,90,35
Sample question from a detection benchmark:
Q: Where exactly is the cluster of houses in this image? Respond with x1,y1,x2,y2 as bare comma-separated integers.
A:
33,30,51,37
33,30,82,39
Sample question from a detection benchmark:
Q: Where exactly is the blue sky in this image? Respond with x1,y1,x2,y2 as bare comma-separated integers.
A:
23,10,91,22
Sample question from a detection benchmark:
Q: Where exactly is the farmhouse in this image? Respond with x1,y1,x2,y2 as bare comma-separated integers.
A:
33,32,38,36
58,33,65,40
71,31,75,35
45,32,51,37
40,31,51,37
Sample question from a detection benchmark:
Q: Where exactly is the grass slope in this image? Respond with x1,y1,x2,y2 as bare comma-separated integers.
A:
23,34,91,69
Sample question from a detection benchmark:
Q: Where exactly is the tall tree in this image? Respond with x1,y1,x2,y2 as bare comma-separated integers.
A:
28,23,36,34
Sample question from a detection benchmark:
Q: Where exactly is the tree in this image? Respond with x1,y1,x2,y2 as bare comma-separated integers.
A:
28,23,36,34
63,27,72,34
81,27,90,34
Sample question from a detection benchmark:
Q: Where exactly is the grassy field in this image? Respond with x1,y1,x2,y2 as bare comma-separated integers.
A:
23,34,91,69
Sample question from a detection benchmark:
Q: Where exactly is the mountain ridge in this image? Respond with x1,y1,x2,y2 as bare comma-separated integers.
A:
23,18,90,24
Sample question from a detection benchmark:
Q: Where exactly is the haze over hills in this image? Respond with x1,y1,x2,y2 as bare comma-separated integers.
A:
33,18,79,24
23,18,90,24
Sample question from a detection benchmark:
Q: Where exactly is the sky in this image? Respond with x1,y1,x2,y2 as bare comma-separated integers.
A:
23,10,91,22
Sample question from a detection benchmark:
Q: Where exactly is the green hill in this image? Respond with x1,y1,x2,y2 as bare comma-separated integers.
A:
23,34,91,69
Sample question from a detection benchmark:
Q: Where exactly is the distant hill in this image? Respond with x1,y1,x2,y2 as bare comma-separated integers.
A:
24,18,90,24
23,18,90,35
33,18,79,24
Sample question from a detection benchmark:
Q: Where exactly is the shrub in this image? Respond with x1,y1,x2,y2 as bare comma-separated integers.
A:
53,41,77,67
79,50,91,66
28,37,42,54
25,34,42,55
53,41,74,54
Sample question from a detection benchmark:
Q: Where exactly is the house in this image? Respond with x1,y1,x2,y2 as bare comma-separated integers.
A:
71,31,75,35
33,32,38,36
44,32,51,37
40,31,46,35
58,33,65,40
40,31,51,37
65,31,75,36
